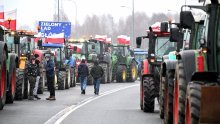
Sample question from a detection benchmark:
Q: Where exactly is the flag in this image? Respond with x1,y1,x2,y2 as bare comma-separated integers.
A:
95,35,107,42
0,9,17,30
44,33,65,44
0,5,4,19
117,35,130,45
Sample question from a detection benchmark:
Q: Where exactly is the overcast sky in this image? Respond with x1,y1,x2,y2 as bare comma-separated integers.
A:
1,0,202,30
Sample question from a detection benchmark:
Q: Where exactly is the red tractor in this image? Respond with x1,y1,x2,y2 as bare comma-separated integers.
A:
137,22,176,112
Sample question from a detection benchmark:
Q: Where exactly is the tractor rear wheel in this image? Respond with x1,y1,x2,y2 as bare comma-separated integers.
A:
142,76,155,112
100,63,108,84
87,75,93,85
185,82,203,124
23,76,30,99
159,75,165,119
127,61,138,82
165,70,175,124
174,60,187,124
58,71,66,90
6,67,16,103
0,50,7,110
116,65,127,82
65,69,71,89
37,74,45,94
15,69,24,100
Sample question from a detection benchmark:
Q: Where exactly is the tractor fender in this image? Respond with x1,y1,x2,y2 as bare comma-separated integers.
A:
0,42,8,65
179,50,197,83
141,59,150,75
161,60,177,77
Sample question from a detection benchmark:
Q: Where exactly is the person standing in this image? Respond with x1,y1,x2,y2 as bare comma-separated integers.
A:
90,60,104,95
78,59,89,94
26,57,39,100
33,54,41,99
45,54,56,100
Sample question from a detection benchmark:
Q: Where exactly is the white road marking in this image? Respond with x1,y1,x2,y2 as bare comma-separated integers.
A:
44,84,139,124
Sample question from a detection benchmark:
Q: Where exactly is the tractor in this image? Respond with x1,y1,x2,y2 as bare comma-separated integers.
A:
111,44,138,82
136,22,176,112
159,8,206,124
0,26,17,109
37,42,72,90
68,38,112,85
169,0,220,124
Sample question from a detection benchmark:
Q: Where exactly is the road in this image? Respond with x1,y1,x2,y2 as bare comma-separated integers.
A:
0,81,162,124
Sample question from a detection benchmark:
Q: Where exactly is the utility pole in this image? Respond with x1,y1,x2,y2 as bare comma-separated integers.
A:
132,0,134,47
58,0,60,22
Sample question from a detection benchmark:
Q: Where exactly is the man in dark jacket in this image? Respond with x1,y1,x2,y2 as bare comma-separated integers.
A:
45,54,56,100
33,54,41,99
27,57,39,100
90,60,104,95
78,59,89,94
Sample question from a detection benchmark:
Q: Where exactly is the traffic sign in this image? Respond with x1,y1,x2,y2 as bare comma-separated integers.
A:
38,21,71,38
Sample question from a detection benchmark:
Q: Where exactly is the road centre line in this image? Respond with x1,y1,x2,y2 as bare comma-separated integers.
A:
45,84,139,124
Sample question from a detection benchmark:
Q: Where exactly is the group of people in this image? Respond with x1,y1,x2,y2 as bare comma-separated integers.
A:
26,53,56,100
26,52,104,100
78,59,104,95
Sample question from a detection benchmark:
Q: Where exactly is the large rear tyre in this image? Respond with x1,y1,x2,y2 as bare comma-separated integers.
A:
37,74,45,94
0,51,7,110
58,71,66,90
116,65,127,82
70,68,75,87
15,69,25,100
127,61,138,82
100,63,108,84
142,76,155,112
6,67,16,103
65,69,71,89
159,76,165,119
174,60,187,124
185,82,203,124
23,76,30,99
87,75,93,85
165,70,175,124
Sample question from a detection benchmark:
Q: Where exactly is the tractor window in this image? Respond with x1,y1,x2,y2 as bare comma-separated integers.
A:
134,54,147,61
88,42,100,54
155,37,175,60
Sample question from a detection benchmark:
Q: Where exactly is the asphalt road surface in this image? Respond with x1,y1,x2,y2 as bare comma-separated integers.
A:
0,81,163,124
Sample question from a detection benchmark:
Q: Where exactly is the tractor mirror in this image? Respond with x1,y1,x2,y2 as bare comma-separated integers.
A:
170,28,180,42
136,37,142,48
161,22,169,32
37,39,42,47
73,46,77,52
180,11,195,29
14,35,20,44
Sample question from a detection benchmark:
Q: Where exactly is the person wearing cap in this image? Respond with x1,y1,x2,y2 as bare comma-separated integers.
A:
26,57,39,100
33,54,41,100
90,60,104,95
45,54,56,100
78,59,89,94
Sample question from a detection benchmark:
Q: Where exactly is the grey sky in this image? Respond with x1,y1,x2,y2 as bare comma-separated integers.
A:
2,0,202,30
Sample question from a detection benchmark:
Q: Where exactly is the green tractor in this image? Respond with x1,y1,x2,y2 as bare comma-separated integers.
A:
111,44,138,82
159,10,206,123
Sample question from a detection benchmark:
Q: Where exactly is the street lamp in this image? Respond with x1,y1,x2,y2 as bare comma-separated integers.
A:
120,0,135,47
